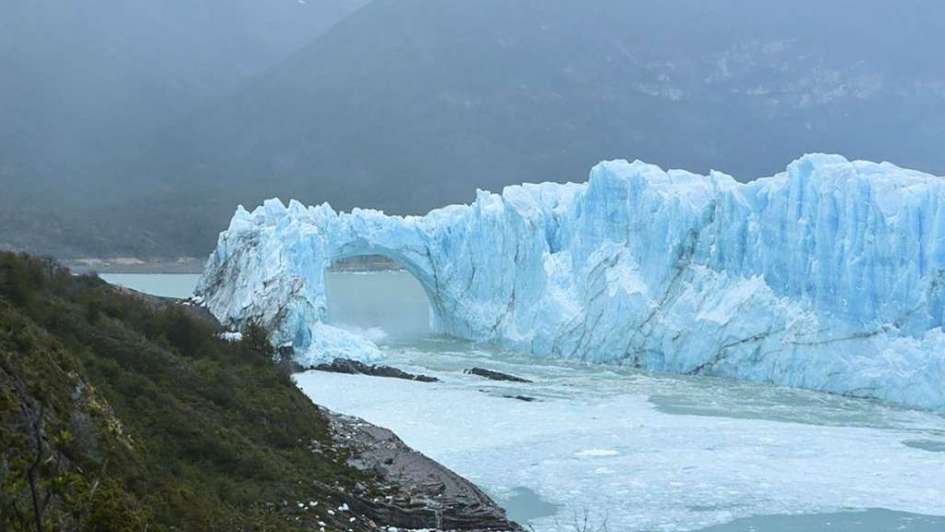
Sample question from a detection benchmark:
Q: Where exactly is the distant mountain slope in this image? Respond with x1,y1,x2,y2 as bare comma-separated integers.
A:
0,0,367,257
4,0,945,257
136,0,945,251
0,0,366,181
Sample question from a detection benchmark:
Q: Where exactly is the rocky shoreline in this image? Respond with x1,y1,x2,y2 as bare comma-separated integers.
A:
63,253,403,275
325,409,521,531
64,256,206,273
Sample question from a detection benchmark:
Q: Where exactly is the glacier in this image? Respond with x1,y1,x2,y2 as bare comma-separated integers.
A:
196,154,945,411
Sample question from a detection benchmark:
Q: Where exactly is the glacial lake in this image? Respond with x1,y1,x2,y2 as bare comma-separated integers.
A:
99,273,201,299
104,271,945,531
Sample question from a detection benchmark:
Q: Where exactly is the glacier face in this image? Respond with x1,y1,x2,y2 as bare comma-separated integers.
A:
196,154,945,410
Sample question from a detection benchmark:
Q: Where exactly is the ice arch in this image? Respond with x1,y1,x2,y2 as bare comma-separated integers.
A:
197,154,945,410
324,256,432,341
195,201,447,362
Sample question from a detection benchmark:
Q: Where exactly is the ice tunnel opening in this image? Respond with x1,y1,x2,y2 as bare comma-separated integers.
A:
324,254,434,344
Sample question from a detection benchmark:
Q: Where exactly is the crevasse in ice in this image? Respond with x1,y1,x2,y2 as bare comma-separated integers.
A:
196,154,945,410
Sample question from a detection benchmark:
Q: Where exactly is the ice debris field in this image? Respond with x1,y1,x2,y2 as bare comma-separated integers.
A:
197,154,945,411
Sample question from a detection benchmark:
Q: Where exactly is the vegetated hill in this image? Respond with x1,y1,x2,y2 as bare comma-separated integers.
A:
0,253,364,529
0,252,516,530
5,0,945,258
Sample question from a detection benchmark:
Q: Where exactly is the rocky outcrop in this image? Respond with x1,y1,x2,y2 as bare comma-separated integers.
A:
311,358,438,382
465,368,532,383
326,410,521,531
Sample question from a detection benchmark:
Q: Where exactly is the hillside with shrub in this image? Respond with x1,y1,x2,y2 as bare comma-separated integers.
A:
0,252,393,530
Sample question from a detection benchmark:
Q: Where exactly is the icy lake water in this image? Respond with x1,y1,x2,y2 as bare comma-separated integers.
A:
99,273,201,299
106,272,945,531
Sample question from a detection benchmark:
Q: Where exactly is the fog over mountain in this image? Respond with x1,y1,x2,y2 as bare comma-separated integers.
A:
0,0,367,255
3,0,945,257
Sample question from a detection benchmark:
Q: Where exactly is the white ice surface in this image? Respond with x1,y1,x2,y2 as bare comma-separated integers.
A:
294,350,945,532
200,154,945,410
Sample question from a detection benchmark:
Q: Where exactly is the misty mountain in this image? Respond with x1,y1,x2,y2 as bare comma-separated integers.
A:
0,0,365,219
4,0,945,257
0,0,366,256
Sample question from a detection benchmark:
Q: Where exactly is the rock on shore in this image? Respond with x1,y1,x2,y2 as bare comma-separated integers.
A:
326,409,522,531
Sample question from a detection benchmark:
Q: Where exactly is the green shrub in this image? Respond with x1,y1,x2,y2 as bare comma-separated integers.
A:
0,252,366,531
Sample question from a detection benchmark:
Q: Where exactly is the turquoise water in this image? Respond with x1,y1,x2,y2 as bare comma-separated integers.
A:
99,273,200,299
501,486,561,523
325,270,431,342
903,439,945,453
697,508,945,531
